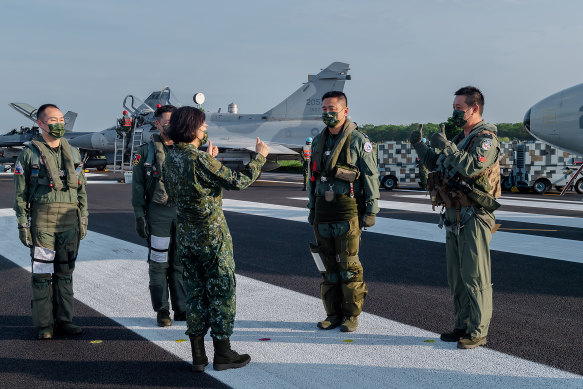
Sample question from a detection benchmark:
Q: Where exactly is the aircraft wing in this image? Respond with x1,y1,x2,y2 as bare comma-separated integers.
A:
210,135,297,155
9,103,38,123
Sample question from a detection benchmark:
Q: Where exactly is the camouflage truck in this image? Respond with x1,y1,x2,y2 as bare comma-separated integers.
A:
377,140,583,194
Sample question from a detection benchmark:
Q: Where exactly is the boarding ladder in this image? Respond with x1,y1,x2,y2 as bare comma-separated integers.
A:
129,126,146,169
112,131,127,172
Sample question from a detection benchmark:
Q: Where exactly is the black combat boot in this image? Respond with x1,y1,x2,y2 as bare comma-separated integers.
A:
212,338,251,371
189,336,209,373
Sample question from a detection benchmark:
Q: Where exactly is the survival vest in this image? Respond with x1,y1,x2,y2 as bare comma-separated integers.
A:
426,123,501,218
27,138,83,203
144,136,170,205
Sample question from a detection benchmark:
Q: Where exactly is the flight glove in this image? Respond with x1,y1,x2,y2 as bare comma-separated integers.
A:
431,132,449,150
361,213,376,228
18,224,32,247
136,216,149,239
80,217,88,240
409,124,423,145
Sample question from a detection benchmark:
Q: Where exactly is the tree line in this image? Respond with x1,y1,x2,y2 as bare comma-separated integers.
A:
359,122,533,143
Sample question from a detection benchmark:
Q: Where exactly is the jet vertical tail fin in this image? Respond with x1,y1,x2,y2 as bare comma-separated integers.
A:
64,111,77,132
263,62,350,120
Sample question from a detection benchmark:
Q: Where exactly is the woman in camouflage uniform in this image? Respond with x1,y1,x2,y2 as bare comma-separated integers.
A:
163,107,269,372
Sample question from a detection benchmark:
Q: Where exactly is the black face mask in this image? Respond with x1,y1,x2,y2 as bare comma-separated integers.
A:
450,109,467,128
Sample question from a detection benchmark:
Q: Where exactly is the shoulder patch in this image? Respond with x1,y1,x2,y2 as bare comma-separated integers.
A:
133,154,141,166
481,139,492,151
207,158,222,174
363,142,373,153
14,161,23,175
478,156,486,162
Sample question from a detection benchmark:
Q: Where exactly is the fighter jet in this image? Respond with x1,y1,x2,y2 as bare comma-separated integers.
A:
523,83,583,155
523,83,583,194
70,62,350,171
203,61,350,169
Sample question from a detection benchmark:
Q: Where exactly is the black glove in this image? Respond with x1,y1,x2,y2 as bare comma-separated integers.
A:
80,217,88,240
409,124,423,145
431,131,449,150
135,216,148,239
18,225,32,247
361,213,376,228
308,209,315,225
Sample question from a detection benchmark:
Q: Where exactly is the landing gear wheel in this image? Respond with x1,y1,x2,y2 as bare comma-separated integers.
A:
381,175,397,190
533,178,551,194
97,165,106,171
575,178,583,194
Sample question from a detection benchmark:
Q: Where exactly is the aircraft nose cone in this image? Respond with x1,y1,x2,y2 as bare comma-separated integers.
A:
523,108,531,132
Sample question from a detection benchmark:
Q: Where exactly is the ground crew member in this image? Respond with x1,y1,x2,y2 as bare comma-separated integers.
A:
14,104,88,340
132,105,187,327
409,86,501,349
308,91,380,333
163,106,269,372
117,110,133,137
301,137,312,190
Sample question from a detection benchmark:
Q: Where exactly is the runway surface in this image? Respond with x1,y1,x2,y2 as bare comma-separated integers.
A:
0,172,582,388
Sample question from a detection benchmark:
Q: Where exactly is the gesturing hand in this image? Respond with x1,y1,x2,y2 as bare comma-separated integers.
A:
255,137,270,158
207,140,219,158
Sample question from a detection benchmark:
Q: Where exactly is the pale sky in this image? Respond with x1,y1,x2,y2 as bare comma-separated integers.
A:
2,0,583,132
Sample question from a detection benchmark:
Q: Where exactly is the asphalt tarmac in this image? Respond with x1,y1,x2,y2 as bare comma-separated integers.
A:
0,171,581,388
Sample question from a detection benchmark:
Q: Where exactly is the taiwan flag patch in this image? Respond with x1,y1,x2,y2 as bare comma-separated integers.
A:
478,156,486,162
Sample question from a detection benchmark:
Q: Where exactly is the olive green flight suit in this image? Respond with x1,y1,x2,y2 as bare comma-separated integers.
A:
132,134,186,316
13,135,88,331
308,119,380,319
414,121,500,338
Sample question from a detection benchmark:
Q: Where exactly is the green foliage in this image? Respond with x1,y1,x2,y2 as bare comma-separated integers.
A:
359,122,534,142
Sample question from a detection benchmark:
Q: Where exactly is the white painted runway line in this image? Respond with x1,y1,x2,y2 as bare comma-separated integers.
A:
0,212,581,388
290,196,583,229
391,193,583,211
227,200,583,264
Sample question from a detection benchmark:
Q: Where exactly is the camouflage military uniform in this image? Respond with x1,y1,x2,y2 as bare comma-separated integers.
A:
414,121,500,339
308,118,380,325
132,133,186,318
163,142,265,339
13,135,88,334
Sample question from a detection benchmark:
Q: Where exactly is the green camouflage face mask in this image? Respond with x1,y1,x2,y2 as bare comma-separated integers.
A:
450,110,467,128
199,131,208,146
322,112,340,128
48,123,65,139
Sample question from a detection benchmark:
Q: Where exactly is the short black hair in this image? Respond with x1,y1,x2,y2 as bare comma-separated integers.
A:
455,86,484,115
36,104,60,121
167,106,206,143
155,104,177,119
322,91,347,107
